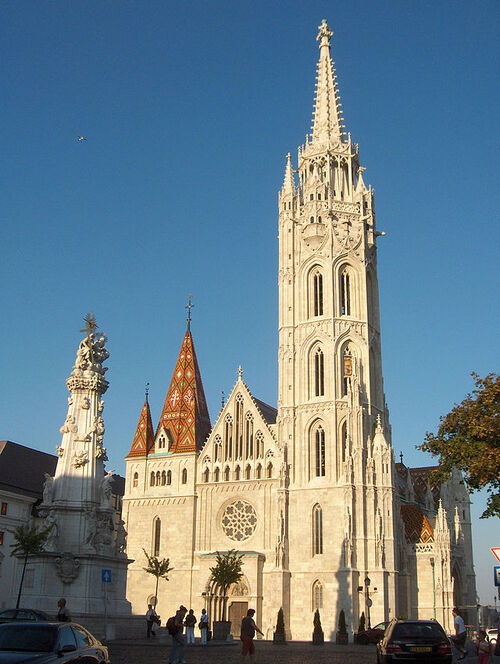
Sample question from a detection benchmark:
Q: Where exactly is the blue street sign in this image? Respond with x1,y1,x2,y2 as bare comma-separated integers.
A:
494,567,500,587
102,569,112,584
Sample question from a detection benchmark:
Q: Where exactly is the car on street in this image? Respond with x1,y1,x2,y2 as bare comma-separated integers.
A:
376,619,452,663
0,609,51,624
486,627,498,644
357,621,390,644
0,622,110,664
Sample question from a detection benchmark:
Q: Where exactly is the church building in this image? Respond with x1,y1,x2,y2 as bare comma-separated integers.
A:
122,21,476,640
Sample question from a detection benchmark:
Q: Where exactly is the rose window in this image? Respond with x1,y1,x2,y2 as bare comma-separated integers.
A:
221,500,257,541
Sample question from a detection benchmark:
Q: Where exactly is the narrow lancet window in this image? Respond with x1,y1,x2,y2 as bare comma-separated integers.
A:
314,347,325,396
313,505,323,555
313,272,323,316
341,269,351,316
153,518,161,556
314,426,326,477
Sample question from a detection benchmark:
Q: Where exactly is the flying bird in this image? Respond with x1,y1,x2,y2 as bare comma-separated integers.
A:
77,136,87,142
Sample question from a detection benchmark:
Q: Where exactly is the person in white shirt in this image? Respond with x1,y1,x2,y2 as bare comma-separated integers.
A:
146,604,158,639
452,607,468,660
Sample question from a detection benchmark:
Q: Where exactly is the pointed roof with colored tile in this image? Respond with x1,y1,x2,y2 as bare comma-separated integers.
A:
126,397,155,458
154,328,211,454
400,504,434,544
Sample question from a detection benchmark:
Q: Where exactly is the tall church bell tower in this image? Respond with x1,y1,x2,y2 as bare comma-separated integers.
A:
278,20,397,630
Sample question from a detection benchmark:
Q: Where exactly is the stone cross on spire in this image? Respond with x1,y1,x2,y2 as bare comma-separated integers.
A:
317,18,333,48
186,295,194,331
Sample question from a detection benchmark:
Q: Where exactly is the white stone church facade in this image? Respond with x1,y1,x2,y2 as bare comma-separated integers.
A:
122,21,476,640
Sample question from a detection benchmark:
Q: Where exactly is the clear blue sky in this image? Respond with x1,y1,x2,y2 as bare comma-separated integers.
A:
1,1,498,606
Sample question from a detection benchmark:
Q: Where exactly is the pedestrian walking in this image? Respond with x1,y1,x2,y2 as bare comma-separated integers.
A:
146,604,158,639
240,608,263,663
56,598,71,622
475,629,492,664
451,607,468,660
185,609,197,645
169,605,187,664
199,608,208,645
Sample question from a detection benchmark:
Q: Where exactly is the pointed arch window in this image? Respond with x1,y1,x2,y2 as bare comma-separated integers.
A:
133,472,139,488
224,466,230,482
256,432,264,459
309,268,324,318
235,466,240,481
256,464,262,479
245,464,251,480
341,420,348,463
235,395,244,460
203,468,209,483
214,467,220,482
224,415,233,461
340,269,351,316
312,580,323,610
161,470,166,486
214,435,222,462
150,471,155,487
314,347,325,397
166,470,172,485
156,471,161,486
313,504,323,555
245,413,254,459
313,425,326,477
182,468,187,484
342,344,354,396
153,517,161,557
158,435,166,450
267,462,273,478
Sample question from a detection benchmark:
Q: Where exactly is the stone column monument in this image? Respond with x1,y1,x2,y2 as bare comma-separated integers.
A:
18,315,132,633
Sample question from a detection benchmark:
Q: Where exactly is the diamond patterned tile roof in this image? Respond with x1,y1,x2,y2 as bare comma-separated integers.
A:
400,503,434,544
126,398,154,458
154,330,211,454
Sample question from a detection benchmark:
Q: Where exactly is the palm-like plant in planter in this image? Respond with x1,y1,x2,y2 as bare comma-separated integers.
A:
143,549,173,612
209,549,243,640
10,523,52,608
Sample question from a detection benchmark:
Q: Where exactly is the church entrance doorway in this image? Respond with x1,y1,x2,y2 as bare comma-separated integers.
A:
229,601,248,637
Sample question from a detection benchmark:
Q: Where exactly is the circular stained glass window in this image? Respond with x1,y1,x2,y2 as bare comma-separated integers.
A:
221,500,257,541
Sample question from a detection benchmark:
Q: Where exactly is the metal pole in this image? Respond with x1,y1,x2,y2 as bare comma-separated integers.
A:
103,583,108,639
430,558,436,619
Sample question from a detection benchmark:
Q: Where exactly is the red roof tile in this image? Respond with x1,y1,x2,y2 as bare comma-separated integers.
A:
400,504,434,543
126,399,154,458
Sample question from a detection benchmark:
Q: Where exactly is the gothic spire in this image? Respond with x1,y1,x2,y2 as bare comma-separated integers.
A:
155,329,211,453
311,19,345,145
281,152,295,195
126,396,154,458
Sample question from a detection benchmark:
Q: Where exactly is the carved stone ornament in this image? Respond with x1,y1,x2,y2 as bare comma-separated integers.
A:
55,552,81,584
56,446,64,458
95,445,108,461
81,397,90,410
73,451,89,468
60,414,78,435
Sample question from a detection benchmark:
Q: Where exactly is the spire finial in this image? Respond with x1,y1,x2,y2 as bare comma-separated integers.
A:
317,19,333,48
221,390,225,408
281,152,295,195
80,312,98,338
145,382,150,401
186,295,194,330
238,365,243,380
399,451,404,465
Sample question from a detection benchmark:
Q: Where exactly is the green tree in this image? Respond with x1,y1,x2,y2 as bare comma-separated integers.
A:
10,523,52,608
143,549,173,609
209,549,243,621
419,373,500,518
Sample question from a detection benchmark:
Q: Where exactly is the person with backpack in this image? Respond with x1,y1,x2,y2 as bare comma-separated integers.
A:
184,609,197,645
168,605,187,664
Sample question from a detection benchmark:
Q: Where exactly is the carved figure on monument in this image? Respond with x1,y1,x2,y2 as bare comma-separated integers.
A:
116,519,127,556
55,552,80,584
98,400,104,413
56,446,64,458
96,416,105,443
43,511,58,552
81,397,90,410
60,414,77,435
100,470,115,506
95,445,108,461
90,334,109,375
94,512,114,553
74,337,92,372
84,509,97,550
73,451,89,468
42,473,54,505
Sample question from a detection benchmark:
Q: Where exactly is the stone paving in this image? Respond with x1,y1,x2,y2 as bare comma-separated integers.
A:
109,637,477,664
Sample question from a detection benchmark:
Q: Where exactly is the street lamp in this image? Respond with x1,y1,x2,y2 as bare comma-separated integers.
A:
365,577,372,628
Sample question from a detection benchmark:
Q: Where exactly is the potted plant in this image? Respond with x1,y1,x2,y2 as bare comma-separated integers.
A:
209,550,243,641
336,609,348,645
273,607,286,644
312,609,324,645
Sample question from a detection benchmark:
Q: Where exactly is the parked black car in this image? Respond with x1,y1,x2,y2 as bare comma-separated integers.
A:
0,609,51,624
377,619,452,663
0,622,110,664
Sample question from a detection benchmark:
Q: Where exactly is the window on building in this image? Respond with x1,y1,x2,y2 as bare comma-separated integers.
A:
314,347,325,396
153,518,161,556
158,435,166,449
310,193,314,201
224,466,230,482
340,269,351,316
156,471,161,486
166,470,172,485
342,345,354,396
313,504,323,555
245,465,251,480
150,472,155,487
267,462,273,478
235,396,244,460
235,466,240,481
203,468,209,483
310,216,315,223
161,471,166,486
133,472,138,488
341,421,347,463
312,580,323,610
1,503,7,516
256,464,262,479
245,413,254,459
317,193,321,200
313,271,323,317
256,432,264,458
224,415,233,461
214,467,220,482
182,469,187,484
214,435,222,462
314,425,326,477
